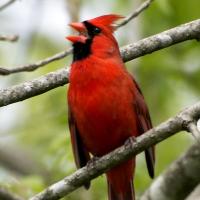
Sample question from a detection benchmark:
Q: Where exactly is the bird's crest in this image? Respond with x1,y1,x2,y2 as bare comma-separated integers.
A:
88,14,123,32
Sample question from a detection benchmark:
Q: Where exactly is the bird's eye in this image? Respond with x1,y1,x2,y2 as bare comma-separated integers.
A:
93,27,101,34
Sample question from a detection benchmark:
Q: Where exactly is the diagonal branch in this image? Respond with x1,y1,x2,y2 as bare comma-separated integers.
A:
30,102,200,200
0,49,72,75
116,0,154,29
0,19,200,107
121,18,200,62
0,68,70,107
140,142,200,200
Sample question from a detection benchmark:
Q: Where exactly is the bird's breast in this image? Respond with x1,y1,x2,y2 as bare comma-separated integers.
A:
68,61,137,155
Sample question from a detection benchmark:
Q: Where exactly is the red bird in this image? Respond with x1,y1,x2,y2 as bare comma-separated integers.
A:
67,14,155,200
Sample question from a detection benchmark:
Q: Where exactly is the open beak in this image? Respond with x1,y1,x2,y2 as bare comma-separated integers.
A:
66,22,88,43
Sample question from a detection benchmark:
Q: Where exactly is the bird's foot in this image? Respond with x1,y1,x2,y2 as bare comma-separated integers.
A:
87,156,100,169
124,136,137,149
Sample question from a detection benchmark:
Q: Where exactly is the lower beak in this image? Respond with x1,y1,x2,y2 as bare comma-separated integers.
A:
66,35,87,43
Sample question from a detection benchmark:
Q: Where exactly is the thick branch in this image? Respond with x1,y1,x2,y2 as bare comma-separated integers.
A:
0,68,70,106
0,34,19,42
116,0,154,28
0,49,72,75
0,19,200,107
0,187,23,200
140,142,200,200
30,102,200,200
121,18,200,62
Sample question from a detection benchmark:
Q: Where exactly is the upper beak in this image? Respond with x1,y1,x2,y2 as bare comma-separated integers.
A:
69,22,86,33
66,22,88,43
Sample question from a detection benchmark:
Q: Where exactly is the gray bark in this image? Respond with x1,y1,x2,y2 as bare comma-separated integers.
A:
30,102,200,200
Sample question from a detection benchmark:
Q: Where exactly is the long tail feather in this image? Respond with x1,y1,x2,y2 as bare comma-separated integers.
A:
108,180,135,200
106,159,135,200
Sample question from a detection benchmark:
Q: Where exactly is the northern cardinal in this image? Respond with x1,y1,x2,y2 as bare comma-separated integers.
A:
67,14,155,200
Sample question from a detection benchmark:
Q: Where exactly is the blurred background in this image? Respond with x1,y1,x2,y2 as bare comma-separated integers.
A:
0,0,200,199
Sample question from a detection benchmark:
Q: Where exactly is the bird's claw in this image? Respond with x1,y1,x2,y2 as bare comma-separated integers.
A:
124,136,136,149
87,156,99,169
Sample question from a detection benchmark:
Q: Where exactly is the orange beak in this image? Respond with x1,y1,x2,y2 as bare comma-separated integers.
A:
69,22,86,33
66,22,88,43
66,35,87,43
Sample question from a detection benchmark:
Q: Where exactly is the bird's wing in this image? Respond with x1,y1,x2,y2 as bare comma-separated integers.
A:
132,78,155,178
68,106,91,189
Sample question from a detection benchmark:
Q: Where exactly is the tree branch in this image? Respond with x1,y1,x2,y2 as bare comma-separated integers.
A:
140,142,200,200
0,0,153,75
0,49,72,75
0,0,17,11
0,34,19,42
29,102,200,200
0,19,200,107
121,18,200,62
0,68,70,106
116,0,154,29
0,187,23,200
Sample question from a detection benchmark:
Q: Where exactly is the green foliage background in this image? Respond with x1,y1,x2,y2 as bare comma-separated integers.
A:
0,0,200,199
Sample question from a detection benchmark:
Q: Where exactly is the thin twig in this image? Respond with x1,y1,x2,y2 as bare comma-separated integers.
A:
116,0,154,29
0,49,72,75
0,0,17,11
30,102,200,200
0,34,19,42
0,0,154,75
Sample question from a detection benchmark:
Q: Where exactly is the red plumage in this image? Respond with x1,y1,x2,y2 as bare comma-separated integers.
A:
67,14,155,200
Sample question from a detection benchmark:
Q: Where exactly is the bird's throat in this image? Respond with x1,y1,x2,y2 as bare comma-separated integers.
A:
72,39,92,61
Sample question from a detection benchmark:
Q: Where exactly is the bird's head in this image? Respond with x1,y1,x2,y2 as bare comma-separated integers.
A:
66,14,123,61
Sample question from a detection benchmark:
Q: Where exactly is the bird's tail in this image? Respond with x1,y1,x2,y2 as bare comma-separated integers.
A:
106,159,135,200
